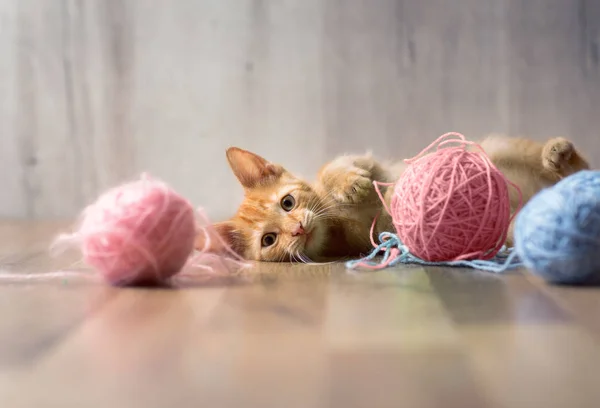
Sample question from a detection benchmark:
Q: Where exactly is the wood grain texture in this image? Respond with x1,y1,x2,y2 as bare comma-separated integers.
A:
2,222,600,408
1,0,599,219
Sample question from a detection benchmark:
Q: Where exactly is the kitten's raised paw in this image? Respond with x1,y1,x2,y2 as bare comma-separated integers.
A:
542,137,575,175
317,154,381,205
330,167,373,204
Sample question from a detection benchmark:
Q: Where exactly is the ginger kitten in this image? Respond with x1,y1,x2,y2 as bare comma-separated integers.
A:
197,136,589,262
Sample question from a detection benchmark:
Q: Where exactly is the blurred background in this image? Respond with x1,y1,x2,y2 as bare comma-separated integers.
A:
0,0,599,221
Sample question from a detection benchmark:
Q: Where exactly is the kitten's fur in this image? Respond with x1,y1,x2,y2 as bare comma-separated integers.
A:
197,135,590,262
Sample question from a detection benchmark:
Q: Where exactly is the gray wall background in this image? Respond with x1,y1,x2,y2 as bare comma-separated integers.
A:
1,0,599,221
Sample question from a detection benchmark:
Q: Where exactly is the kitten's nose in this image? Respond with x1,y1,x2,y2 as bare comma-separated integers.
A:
291,222,305,237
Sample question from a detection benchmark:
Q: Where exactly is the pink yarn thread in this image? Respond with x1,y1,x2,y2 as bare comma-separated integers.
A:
184,208,250,276
371,132,522,263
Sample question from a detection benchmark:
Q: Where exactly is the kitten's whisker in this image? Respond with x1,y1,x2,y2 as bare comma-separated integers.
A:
307,194,324,210
313,200,358,215
296,251,334,266
316,188,340,203
298,252,311,264
317,192,361,208
285,242,301,265
276,250,287,263
314,201,369,216
308,196,336,216
313,213,360,223
308,191,355,215
312,204,346,218
295,251,308,265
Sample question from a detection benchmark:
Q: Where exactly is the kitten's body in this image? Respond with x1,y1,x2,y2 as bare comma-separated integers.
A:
198,135,589,262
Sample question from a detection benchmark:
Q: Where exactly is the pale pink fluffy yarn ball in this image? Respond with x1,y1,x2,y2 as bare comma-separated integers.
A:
73,175,196,285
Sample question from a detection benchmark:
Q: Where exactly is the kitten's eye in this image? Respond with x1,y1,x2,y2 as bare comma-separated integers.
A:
280,194,296,212
261,233,277,247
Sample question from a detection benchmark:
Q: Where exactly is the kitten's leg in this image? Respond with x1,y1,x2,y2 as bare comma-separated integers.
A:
315,154,392,205
482,135,589,182
481,135,590,246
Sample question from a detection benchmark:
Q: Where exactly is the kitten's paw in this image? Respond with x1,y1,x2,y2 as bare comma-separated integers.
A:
542,138,575,174
318,154,381,204
331,167,373,204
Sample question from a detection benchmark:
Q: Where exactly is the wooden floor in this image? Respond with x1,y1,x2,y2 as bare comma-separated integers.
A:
1,221,600,408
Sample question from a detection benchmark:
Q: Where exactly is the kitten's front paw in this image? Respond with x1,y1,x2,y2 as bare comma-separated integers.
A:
542,137,575,175
318,155,381,205
331,167,373,204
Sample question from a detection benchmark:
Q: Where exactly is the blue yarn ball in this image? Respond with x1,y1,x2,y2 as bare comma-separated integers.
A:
514,170,600,285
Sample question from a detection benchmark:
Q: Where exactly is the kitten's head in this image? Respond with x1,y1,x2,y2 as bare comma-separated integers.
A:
197,147,328,262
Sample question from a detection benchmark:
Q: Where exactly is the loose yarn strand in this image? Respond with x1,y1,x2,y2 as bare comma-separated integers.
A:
346,232,523,273
184,208,251,277
373,181,395,217
0,270,101,283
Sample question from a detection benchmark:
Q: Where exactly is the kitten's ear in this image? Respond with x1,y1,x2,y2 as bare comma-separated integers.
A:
226,147,283,188
195,220,246,256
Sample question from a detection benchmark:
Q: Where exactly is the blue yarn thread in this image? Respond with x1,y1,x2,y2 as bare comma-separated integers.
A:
345,231,523,273
514,170,600,285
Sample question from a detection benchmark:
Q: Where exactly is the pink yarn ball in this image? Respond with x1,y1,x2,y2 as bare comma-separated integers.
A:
77,175,197,286
390,133,512,262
